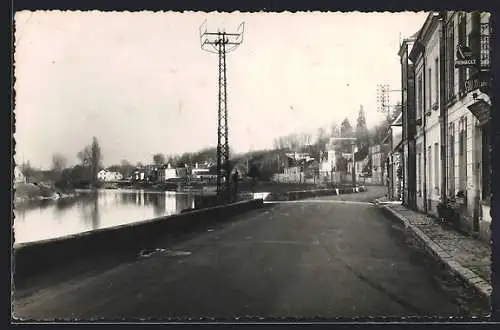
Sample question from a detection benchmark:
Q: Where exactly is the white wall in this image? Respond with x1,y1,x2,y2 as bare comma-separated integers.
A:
424,23,442,202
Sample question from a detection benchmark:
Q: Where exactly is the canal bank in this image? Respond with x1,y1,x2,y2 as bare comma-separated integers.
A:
14,199,265,282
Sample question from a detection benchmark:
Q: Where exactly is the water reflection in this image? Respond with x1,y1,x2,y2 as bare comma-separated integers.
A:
13,189,196,244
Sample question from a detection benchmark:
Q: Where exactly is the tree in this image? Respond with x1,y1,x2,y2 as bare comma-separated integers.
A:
356,105,369,149
331,122,340,138
20,160,35,182
51,153,67,180
107,165,121,173
51,153,67,172
336,154,348,172
77,146,92,167
299,132,312,147
363,156,373,177
90,137,102,180
340,118,353,137
316,127,327,144
273,137,284,150
153,153,166,166
247,163,260,194
77,137,102,183
119,160,135,177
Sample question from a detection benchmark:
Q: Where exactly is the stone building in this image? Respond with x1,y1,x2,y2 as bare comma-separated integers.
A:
399,11,491,242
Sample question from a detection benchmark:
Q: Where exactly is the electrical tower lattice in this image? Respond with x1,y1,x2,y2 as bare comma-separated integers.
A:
376,84,401,120
200,21,245,203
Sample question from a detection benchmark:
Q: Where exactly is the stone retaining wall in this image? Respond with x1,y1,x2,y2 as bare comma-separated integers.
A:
14,199,264,280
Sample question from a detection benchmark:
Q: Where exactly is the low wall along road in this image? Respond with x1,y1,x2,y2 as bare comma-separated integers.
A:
237,186,368,202
14,199,264,281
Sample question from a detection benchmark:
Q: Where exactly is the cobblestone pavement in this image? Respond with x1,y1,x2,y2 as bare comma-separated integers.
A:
375,197,491,297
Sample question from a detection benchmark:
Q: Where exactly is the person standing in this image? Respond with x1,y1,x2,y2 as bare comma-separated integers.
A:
232,169,239,202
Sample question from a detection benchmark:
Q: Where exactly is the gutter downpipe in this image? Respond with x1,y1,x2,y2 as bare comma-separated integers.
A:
422,45,428,213
400,48,406,206
439,12,448,205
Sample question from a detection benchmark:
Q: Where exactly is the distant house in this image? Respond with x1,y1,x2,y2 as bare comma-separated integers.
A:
346,146,370,180
157,163,189,182
383,112,403,200
319,138,341,173
132,169,147,181
14,166,26,184
97,169,123,182
191,166,211,179
370,144,390,185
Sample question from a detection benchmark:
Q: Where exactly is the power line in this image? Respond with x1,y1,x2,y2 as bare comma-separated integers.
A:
199,21,245,203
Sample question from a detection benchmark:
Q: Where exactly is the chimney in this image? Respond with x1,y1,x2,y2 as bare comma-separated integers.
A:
195,162,199,169
167,163,171,169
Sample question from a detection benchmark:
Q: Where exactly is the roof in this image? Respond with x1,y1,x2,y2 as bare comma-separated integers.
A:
409,12,441,62
398,30,419,57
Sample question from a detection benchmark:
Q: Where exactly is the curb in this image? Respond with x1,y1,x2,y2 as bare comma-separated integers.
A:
378,204,492,303
265,185,368,202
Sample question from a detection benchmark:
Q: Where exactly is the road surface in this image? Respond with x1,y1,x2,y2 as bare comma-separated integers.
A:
13,186,489,320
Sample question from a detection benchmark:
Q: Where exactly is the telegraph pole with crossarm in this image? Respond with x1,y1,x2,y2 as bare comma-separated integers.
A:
199,21,245,203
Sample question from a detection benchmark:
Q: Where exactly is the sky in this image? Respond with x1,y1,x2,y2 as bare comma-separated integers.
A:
14,11,428,169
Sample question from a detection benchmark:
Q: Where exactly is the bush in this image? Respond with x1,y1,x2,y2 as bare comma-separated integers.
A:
437,201,459,227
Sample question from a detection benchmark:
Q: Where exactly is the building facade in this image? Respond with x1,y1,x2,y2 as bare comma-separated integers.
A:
443,11,492,240
399,32,417,209
14,166,26,184
386,113,403,201
401,11,491,242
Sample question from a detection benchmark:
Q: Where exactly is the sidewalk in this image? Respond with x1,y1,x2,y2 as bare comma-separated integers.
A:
374,196,492,302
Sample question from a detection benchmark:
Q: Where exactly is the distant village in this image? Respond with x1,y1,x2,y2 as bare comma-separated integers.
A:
95,161,217,184
15,104,396,192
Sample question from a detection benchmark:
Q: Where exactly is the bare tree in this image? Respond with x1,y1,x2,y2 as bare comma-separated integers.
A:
51,153,67,180
52,153,67,172
119,160,135,177
300,132,312,146
77,146,92,167
20,160,35,182
273,138,282,150
77,137,102,182
153,153,166,166
331,122,341,138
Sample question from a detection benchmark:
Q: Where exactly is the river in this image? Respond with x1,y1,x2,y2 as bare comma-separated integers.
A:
13,189,197,245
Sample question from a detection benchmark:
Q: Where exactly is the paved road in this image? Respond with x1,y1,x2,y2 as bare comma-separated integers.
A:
13,187,488,320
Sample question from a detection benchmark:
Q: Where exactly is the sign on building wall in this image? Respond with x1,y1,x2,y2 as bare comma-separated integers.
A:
464,72,492,95
455,44,478,68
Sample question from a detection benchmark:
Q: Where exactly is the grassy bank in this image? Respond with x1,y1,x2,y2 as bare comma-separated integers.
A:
14,182,78,206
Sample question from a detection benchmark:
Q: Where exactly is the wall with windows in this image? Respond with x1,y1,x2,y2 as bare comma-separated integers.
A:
443,11,491,237
414,52,426,212
423,23,442,215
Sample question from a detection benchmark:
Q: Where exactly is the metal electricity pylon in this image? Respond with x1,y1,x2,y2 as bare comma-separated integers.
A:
376,84,401,120
199,21,245,203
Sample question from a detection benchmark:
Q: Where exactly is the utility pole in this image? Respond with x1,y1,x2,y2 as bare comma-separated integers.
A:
200,21,245,203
